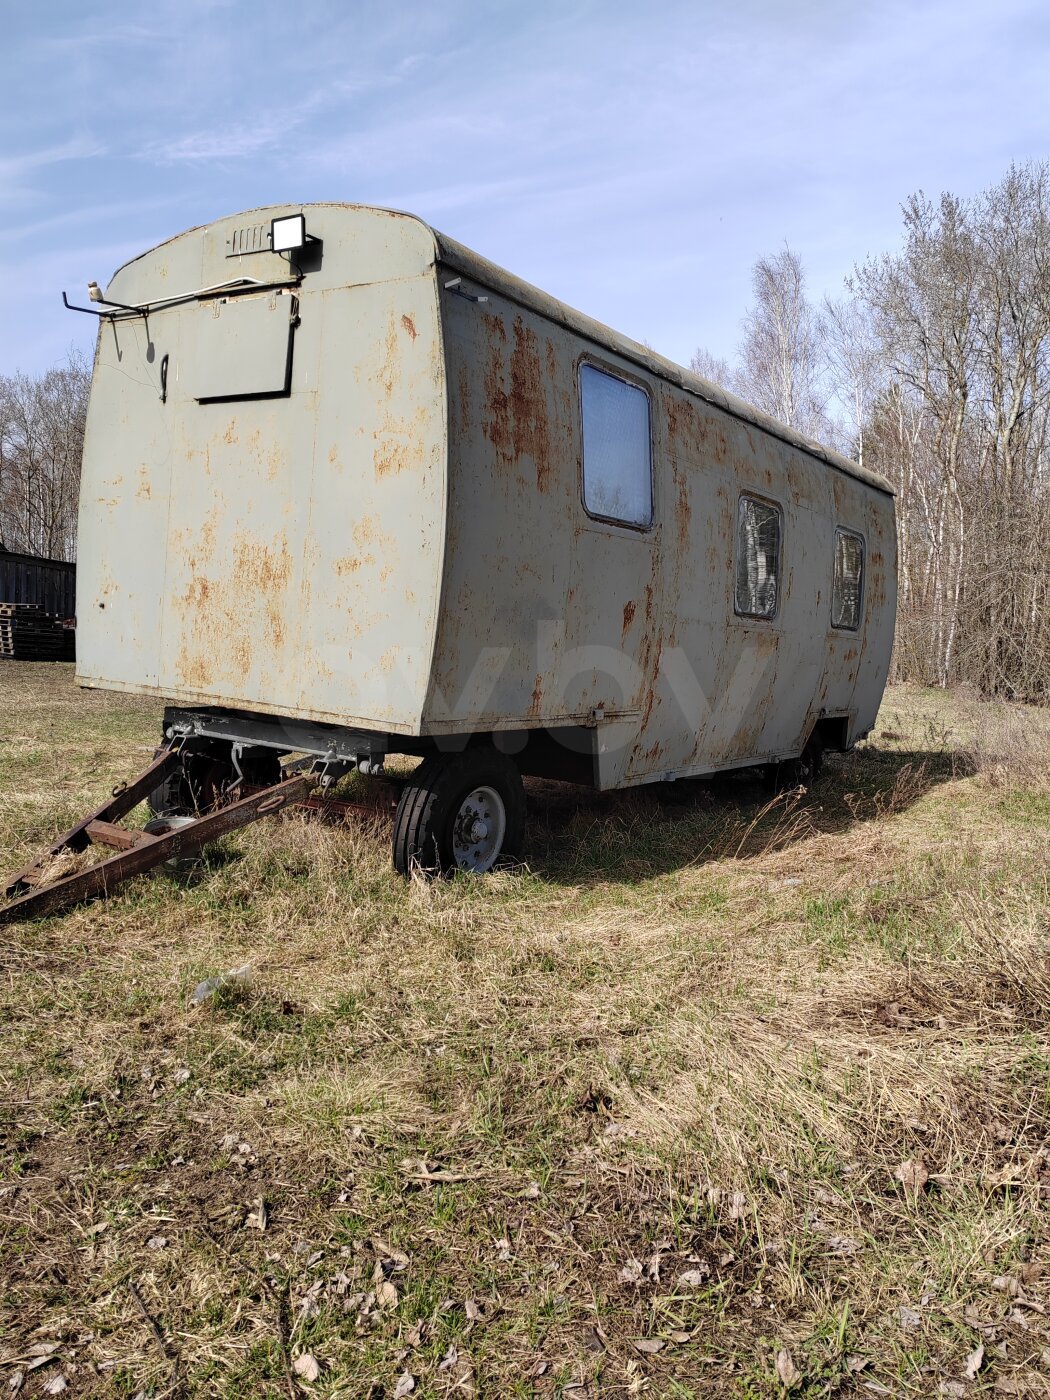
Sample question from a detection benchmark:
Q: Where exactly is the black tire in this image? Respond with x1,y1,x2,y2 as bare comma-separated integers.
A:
392,748,526,877
769,731,824,793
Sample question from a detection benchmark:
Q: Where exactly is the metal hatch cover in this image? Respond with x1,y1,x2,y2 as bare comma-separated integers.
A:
189,291,297,402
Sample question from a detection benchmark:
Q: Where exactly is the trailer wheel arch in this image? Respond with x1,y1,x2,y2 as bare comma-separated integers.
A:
766,729,824,793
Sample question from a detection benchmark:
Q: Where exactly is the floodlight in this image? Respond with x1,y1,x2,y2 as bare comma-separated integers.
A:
271,214,306,253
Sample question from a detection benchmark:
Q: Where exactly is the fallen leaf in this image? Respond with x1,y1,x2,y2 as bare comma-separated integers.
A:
937,1385,965,1398
898,1306,922,1329
371,1236,409,1271
894,1157,929,1195
146,1236,167,1250
776,1349,800,1387
963,1343,985,1380
826,1234,861,1255
376,1281,399,1310
464,1298,482,1322
292,1353,321,1382
632,1339,663,1354
620,1259,644,1284
437,1345,458,1372
728,1191,747,1220
42,1379,67,1397
669,1330,692,1344
678,1269,709,1287
393,1374,415,1399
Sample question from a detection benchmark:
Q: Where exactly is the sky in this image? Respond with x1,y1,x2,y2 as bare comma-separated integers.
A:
2,0,1049,377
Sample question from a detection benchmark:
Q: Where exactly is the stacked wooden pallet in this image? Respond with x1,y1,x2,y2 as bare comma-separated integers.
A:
0,603,75,661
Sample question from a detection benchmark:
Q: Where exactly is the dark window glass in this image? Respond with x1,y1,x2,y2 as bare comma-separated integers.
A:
833,529,864,630
735,496,781,618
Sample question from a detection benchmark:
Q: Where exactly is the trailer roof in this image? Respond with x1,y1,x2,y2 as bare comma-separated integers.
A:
107,202,894,499
432,226,894,499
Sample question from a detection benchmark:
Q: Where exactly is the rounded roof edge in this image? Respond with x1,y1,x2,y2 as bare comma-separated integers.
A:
103,202,891,499
105,201,439,284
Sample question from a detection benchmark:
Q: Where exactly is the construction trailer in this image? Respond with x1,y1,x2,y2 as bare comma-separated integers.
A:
49,203,893,886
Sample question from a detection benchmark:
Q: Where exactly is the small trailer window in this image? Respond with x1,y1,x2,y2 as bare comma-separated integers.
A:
580,364,652,527
833,528,864,630
735,496,781,619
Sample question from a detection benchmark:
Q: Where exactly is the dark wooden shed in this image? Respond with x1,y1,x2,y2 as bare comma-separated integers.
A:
0,549,76,619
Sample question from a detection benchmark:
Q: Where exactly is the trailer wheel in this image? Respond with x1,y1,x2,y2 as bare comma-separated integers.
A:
393,749,526,876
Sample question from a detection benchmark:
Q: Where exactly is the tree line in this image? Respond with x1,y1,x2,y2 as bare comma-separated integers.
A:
695,161,1050,702
0,350,89,564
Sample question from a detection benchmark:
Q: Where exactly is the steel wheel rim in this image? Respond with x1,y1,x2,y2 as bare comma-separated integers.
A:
450,785,507,873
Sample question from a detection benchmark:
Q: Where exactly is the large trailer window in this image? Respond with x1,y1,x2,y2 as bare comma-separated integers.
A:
735,496,781,619
833,528,864,630
580,364,652,527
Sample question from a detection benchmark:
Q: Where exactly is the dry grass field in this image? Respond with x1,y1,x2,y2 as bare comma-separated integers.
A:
1,664,1049,1398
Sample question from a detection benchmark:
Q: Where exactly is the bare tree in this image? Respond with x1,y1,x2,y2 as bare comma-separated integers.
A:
822,292,881,468
856,166,1050,699
0,350,89,562
736,244,828,439
689,346,735,390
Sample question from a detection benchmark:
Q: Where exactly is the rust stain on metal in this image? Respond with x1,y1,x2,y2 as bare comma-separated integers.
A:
374,440,409,478
232,532,293,594
528,672,544,717
482,315,551,493
638,637,663,732
621,599,637,640
675,471,692,552
401,313,418,341
334,554,368,576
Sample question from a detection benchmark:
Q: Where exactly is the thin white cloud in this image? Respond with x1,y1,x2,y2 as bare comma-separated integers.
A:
0,136,105,183
142,122,292,165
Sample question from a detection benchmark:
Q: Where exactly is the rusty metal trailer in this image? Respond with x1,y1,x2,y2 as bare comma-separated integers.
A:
1,202,895,917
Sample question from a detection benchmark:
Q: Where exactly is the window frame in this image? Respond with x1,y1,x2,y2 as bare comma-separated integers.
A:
831,526,865,632
577,357,655,532
733,492,784,622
